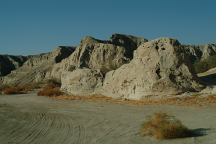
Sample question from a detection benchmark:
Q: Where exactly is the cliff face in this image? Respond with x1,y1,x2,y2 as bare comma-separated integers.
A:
1,34,216,99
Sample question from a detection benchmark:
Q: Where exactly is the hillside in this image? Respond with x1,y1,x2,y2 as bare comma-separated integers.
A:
1,34,216,99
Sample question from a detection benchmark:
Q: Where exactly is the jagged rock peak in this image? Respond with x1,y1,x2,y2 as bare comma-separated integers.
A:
80,34,148,46
110,33,148,47
151,37,181,45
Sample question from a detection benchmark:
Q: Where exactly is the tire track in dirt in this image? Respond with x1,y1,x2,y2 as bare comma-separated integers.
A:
0,106,87,144
1,95,216,144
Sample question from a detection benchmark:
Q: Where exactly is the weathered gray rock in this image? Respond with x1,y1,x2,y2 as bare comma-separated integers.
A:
0,55,27,76
61,68,103,95
101,38,204,99
66,36,131,73
51,34,148,78
2,46,75,85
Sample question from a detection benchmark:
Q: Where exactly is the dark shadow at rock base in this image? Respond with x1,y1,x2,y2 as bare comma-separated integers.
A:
199,74,216,86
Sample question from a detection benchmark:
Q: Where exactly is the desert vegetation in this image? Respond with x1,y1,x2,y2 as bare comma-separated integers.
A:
140,112,192,139
54,95,216,106
55,94,113,101
37,79,64,97
0,84,40,95
2,86,27,95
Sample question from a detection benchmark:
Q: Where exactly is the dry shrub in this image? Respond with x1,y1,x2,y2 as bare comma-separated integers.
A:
55,94,113,101
2,86,27,95
37,80,63,97
1,83,42,95
0,85,9,92
37,87,63,97
54,95,216,107
141,112,192,139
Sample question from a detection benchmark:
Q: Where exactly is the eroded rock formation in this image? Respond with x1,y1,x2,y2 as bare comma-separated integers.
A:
101,38,204,99
1,34,215,99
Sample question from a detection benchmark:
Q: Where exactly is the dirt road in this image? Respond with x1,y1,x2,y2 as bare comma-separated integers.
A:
0,94,216,144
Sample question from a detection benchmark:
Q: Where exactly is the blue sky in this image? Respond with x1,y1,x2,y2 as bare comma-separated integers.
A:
0,0,215,55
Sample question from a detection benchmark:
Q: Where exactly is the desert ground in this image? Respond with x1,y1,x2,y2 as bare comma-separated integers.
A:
0,93,216,144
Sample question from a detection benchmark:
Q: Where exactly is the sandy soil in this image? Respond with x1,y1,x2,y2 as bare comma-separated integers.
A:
0,94,216,144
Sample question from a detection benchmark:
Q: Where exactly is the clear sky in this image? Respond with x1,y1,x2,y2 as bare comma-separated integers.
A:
0,0,215,55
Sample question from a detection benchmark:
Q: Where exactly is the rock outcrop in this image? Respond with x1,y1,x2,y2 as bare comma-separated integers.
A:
50,34,148,81
0,55,27,76
101,38,204,99
1,34,215,99
2,46,75,85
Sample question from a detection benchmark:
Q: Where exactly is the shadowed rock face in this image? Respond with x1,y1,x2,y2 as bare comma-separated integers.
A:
110,33,148,58
184,44,216,63
0,55,27,76
101,38,204,99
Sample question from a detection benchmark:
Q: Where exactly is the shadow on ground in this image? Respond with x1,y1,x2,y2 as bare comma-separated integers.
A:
190,128,211,137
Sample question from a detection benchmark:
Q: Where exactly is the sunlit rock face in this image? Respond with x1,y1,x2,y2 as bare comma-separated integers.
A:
101,38,204,99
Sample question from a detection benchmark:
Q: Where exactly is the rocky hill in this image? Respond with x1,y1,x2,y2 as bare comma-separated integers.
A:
0,55,27,77
1,34,216,99
184,44,216,63
1,46,75,85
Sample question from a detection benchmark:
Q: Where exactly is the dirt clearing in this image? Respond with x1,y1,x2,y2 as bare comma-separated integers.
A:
0,94,216,144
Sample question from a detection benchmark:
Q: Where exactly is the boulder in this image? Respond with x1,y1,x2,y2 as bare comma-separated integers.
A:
61,68,103,95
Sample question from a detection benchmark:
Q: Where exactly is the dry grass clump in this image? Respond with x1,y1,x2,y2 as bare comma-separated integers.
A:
37,87,63,97
0,83,42,95
37,79,63,97
140,112,192,139
54,94,216,107
0,85,8,93
55,94,113,101
2,86,28,95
